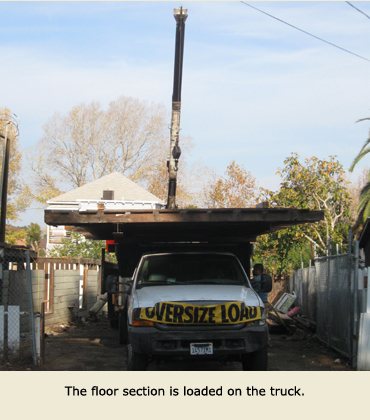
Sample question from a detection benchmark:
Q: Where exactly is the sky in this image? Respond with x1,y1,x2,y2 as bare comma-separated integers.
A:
1,1,370,227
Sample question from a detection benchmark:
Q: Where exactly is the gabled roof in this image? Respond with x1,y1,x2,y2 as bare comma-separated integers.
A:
48,172,162,204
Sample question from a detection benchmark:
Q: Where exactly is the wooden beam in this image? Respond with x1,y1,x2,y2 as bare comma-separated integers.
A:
45,207,323,225
44,207,324,242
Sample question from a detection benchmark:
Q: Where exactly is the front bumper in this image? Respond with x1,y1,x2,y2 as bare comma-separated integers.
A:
129,323,268,357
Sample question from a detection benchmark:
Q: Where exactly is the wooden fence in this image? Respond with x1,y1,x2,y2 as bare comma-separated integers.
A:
30,257,103,327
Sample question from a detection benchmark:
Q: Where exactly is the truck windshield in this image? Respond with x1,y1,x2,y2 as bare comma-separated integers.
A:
136,253,248,287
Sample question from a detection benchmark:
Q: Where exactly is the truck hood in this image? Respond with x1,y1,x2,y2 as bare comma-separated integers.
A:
134,284,262,308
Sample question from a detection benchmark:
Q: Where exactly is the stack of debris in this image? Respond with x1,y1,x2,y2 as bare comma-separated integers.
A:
267,292,316,334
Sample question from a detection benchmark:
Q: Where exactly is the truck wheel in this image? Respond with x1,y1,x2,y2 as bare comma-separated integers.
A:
241,346,268,371
119,310,129,345
127,344,148,371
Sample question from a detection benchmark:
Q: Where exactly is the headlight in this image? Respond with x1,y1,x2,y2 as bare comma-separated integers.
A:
247,311,266,326
250,318,266,326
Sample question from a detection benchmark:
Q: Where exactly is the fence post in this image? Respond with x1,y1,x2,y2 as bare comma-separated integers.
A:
352,241,359,368
79,263,84,309
40,301,45,365
34,313,41,365
0,305,4,357
347,231,353,365
25,251,37,366
327,255,331,348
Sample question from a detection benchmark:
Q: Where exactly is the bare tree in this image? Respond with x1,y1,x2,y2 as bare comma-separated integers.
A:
29,95,214,207
104,96,168,181
29,96,171,202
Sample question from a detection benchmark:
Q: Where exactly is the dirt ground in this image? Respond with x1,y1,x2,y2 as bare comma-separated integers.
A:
0,316,354,371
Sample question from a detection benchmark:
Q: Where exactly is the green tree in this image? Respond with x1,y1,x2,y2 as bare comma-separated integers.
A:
48,231,115,261
26,223,42,253
286,243,312,272
349,117,370,233
254,154,352,276
5,227,27,246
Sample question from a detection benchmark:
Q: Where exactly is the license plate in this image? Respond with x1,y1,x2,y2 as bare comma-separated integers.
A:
190,342,213,355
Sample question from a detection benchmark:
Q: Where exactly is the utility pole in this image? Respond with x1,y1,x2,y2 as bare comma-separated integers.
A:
167,7,187,209
0,113,19,243
0,124,11,243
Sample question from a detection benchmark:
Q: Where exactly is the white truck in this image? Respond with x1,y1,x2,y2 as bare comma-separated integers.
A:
122,250,272,370
46,206,323,370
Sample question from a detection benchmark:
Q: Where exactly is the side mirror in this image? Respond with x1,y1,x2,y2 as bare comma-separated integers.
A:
106,276,133,294
106,275,119,294
121,278,133,295
260,274,272,293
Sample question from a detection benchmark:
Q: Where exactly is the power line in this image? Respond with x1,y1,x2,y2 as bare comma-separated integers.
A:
346,1,370,20
240,1,370,63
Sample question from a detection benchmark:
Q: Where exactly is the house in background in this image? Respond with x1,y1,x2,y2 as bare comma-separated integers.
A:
45,172,164,253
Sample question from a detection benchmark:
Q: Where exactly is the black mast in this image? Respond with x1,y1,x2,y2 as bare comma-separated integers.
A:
167,7,187,209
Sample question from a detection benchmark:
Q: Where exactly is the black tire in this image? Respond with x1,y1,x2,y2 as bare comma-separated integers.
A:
127,344,148,371
119,310,129,345
241,346,268,371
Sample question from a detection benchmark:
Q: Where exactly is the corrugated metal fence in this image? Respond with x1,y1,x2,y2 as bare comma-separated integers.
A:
290,252,357,363
289,266,317,322
315,254,354,358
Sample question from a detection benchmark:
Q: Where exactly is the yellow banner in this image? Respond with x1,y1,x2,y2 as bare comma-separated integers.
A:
137,301,262,325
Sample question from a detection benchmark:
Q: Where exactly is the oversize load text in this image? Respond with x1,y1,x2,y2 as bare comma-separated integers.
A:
137,301,262,324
